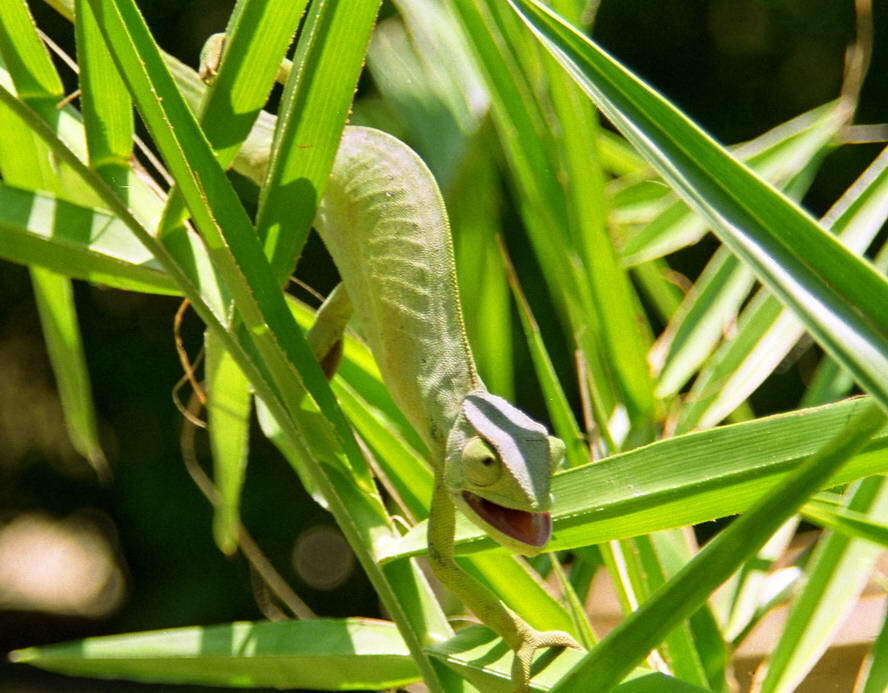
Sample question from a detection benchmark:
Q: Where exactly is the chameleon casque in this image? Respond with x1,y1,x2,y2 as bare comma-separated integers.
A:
308,126,578,689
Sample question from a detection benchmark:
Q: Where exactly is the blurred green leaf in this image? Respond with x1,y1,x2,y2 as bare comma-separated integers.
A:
205,331,253,555
12,619,420,690
758,476,888,692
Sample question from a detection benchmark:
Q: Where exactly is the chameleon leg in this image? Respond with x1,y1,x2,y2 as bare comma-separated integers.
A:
306,283,352,378
427,480,579,691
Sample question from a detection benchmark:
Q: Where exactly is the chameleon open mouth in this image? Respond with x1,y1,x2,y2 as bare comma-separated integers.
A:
462,491,551,547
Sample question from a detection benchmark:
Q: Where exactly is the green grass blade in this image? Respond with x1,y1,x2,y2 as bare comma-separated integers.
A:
450,135,515,400
721,518,799,643
548,402,886,690
30,266,107,475
75,0,133,192
427,626,709,692
450,0,620,419
205,331,253,555
506,0,888,413
651,246,755,399
372,0,484,186
0,0,63,104
11,619,419,690
155,0,308,241
630,258,684,327
677,146,888,432
758,476,888,692
620,102,845,266
194,0,307,169
0,183,177,294
858,608,888,693
380,397,888,560
544,0,656,423
802,493,888,547
0,0,106,475
256,0,382,284
500,238,588,467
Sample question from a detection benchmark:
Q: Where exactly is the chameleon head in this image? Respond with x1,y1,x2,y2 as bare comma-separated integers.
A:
445,392,566,556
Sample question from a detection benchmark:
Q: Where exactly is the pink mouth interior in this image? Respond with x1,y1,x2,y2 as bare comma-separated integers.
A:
462,491,551,547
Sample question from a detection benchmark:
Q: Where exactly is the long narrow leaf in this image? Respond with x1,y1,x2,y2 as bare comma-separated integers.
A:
11,619,419,690
549,402,885,690
506,0,888,413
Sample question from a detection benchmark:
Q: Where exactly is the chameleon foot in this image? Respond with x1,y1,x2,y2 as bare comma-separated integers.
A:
510,627,580,692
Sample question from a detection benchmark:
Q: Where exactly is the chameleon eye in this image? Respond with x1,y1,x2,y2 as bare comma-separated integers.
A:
462,437,502,487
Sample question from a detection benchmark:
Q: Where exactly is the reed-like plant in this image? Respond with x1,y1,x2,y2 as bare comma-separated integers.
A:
2,0,886,691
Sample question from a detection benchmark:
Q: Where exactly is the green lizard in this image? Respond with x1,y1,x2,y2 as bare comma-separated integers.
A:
199,35,578,690
308,127,578,690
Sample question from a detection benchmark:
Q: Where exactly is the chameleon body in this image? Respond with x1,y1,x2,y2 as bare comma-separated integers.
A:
311,127,576,689
196,37,576,689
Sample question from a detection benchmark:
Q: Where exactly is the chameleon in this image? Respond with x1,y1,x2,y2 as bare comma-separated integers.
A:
198,34,578,690
308,126,578,690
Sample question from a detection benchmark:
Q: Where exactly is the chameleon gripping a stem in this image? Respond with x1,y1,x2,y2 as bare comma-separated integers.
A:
308,126,578,690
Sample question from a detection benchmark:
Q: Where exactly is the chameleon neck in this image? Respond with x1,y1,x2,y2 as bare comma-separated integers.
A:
314,127,481,453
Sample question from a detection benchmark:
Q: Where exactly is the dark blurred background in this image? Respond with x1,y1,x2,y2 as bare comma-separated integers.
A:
1,0,885,690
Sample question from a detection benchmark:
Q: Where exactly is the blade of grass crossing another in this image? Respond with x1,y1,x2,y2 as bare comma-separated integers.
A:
548,402,886,691
256,0,382,284
155,0,308,242
757,475,888,693
801,497,888,549
506,0,888,414
677,146,888,433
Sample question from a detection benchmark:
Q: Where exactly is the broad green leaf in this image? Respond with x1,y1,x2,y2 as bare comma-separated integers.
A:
205,331,253,555
11,619,419,690
379,397,888,560
506,0,888,414
757,476,888,692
